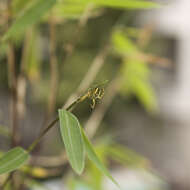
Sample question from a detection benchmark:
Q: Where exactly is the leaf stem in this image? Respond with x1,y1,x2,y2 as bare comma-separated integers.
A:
27,93,88,152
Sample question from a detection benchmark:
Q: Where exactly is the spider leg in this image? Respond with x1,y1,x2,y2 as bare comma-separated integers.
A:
91,99,96,109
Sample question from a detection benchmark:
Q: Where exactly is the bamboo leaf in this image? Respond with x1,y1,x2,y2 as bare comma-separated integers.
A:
112,30,138,56
53,1,89,19
58,109,85,174
71,0,159,9
80,127,120,189
3,0,56,41
94,0,159,9
107,144,148,167
0,147,29,175
65,0,159,9
132,76,157,112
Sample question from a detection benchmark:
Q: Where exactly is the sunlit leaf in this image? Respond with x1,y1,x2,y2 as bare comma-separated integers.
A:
3,0,57,41
85,144,106,190
107,144,148,167
58,109,85,174
0,147,29,175
23,28,42,81
132,76,157,112
66,0,159,9
112,30,138,56
112,29,157,113
53,1,89,19
93,0,159,9
80,127,120,189
121,59,157,112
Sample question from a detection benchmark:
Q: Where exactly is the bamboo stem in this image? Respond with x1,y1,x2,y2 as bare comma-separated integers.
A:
5,0,19,147
47,15,58,118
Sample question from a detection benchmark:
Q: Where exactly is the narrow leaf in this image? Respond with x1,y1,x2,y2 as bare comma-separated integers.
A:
58,109,85,174
0,147,29,175
132,76,157,112
80,127,120,189
92,0,159,9
107,144,148,167
112,30,138,56
66,0,159,9
3,0,56,41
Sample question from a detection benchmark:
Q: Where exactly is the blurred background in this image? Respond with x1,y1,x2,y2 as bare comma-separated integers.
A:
0,0,189,189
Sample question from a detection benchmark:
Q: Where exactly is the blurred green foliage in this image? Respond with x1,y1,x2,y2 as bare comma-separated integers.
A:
0,0,161,189
112,30,157,112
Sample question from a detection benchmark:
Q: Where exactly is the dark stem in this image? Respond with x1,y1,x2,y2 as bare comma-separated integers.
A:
27,117,59,152
47,15,58,118
8,44,19,147
5,0,19,148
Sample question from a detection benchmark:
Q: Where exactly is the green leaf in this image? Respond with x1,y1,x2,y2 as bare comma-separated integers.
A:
132,76,157,112
66,0,159,9
113,28,157,113
121,59,157,113
0,147,29,175
107,144,148,167
23,28,42,81
92,0,159,9
80,127,120,189
53,1,89,19
3,0,57,41
58,109,85,174
112,30,138,56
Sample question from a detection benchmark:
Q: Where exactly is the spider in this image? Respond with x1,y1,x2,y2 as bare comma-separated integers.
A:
87,87,105,109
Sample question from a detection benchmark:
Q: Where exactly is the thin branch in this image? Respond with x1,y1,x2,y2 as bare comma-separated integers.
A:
60,3,95,75
142,53,172,68
7,44,19,147
47,15,58,118
27,90,90,153
15,31,31,147
31,153,67,167
5,0,19,147
16,30,33,124
64,44,110,108
63,3,94,61
27,117,59,152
